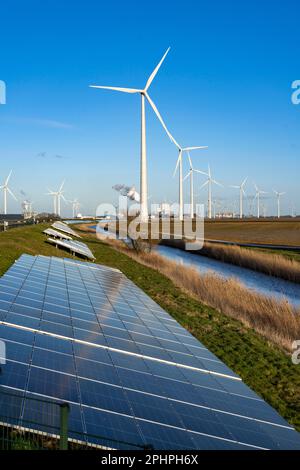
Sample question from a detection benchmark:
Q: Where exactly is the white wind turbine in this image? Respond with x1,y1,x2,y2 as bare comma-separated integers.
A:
0,171,17,214
183,153,207,218
254,183,268,219
199,165,222,219
273,190,285,219
230,177,247,219
90,48,173,223
171,141,208,220
46,181,66,217
68,198,81,218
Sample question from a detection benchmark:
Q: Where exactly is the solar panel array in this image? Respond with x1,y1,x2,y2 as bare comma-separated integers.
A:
52,221,81,238
43,228,73,240
0,254,300,450
47,238,95,260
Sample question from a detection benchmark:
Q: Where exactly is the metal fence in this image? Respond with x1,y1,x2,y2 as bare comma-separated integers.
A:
0,389,148,450
0,389,69,450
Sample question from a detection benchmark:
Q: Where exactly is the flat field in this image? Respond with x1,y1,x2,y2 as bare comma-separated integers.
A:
203,219,300,246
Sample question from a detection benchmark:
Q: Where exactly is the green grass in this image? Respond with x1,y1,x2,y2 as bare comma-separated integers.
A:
0,224,300,432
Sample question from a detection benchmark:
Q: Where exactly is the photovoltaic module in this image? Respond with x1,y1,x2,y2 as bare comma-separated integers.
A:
0,254,299,450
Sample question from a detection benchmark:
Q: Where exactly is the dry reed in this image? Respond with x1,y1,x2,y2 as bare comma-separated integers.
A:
199,243,300,283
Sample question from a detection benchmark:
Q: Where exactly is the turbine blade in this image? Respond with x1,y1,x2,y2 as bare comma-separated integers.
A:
173,153,181,177
59,180,65,192
145,93,178,146
199,180,209,189
212,179,223,187
5,170,12,186
183,172,190,182
183,146,208,151
89,85,141,93
194,169,208,176
187,152,193,169
7,187,17,201
229,185,240,189
145,47,170,91
241,177,248,187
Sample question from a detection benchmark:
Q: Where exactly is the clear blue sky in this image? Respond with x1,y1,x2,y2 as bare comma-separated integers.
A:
0,0,299,216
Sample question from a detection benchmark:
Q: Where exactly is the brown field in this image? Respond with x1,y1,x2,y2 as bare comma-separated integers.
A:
203,219,300,246
93,218,300,247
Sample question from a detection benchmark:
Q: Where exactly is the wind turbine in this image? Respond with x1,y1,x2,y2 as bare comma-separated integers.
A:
46,181,66,217
199,165,222,219
273,190,285,219
183,153,207,218
90,48,173,223
0,171,17,214
254,183,268,219
230,177,247,219
46,189,57,215
171,141,208,220
68,198,81,218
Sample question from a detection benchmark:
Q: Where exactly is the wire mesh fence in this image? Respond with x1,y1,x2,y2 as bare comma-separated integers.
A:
0,388,148,450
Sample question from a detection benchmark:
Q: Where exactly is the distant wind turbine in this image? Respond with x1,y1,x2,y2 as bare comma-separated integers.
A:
68,198,81,218
254,183,268,219
46,181,66,217
183,153,207,218
0,171,17,214
273,190,285,219
90,48,173,223
230,177,247,219
199,165,222,219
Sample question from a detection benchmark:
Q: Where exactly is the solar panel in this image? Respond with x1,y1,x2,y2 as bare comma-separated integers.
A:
52,221,81,238
0,254,300,450
46,238,95,260
43,228,73,240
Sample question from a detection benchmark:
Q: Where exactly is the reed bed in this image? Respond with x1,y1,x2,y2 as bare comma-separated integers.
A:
199,243,300,283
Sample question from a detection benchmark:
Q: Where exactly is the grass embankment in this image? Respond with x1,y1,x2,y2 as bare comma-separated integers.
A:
0,223,300,431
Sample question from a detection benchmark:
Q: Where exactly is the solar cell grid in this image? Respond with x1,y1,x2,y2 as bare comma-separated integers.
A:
47,238,95,260
0,254,299,450
43,228,73,240
52,221,81,238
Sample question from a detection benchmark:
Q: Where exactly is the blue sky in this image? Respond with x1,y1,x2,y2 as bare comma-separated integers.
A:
0,0,299,216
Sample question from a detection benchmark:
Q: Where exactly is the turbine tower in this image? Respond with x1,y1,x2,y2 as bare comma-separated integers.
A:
183,153,207,218
199,165,222,219
254,183,268,219
273,190,285,219
0,171,17,214
90,48,173,223
230,177,247,219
